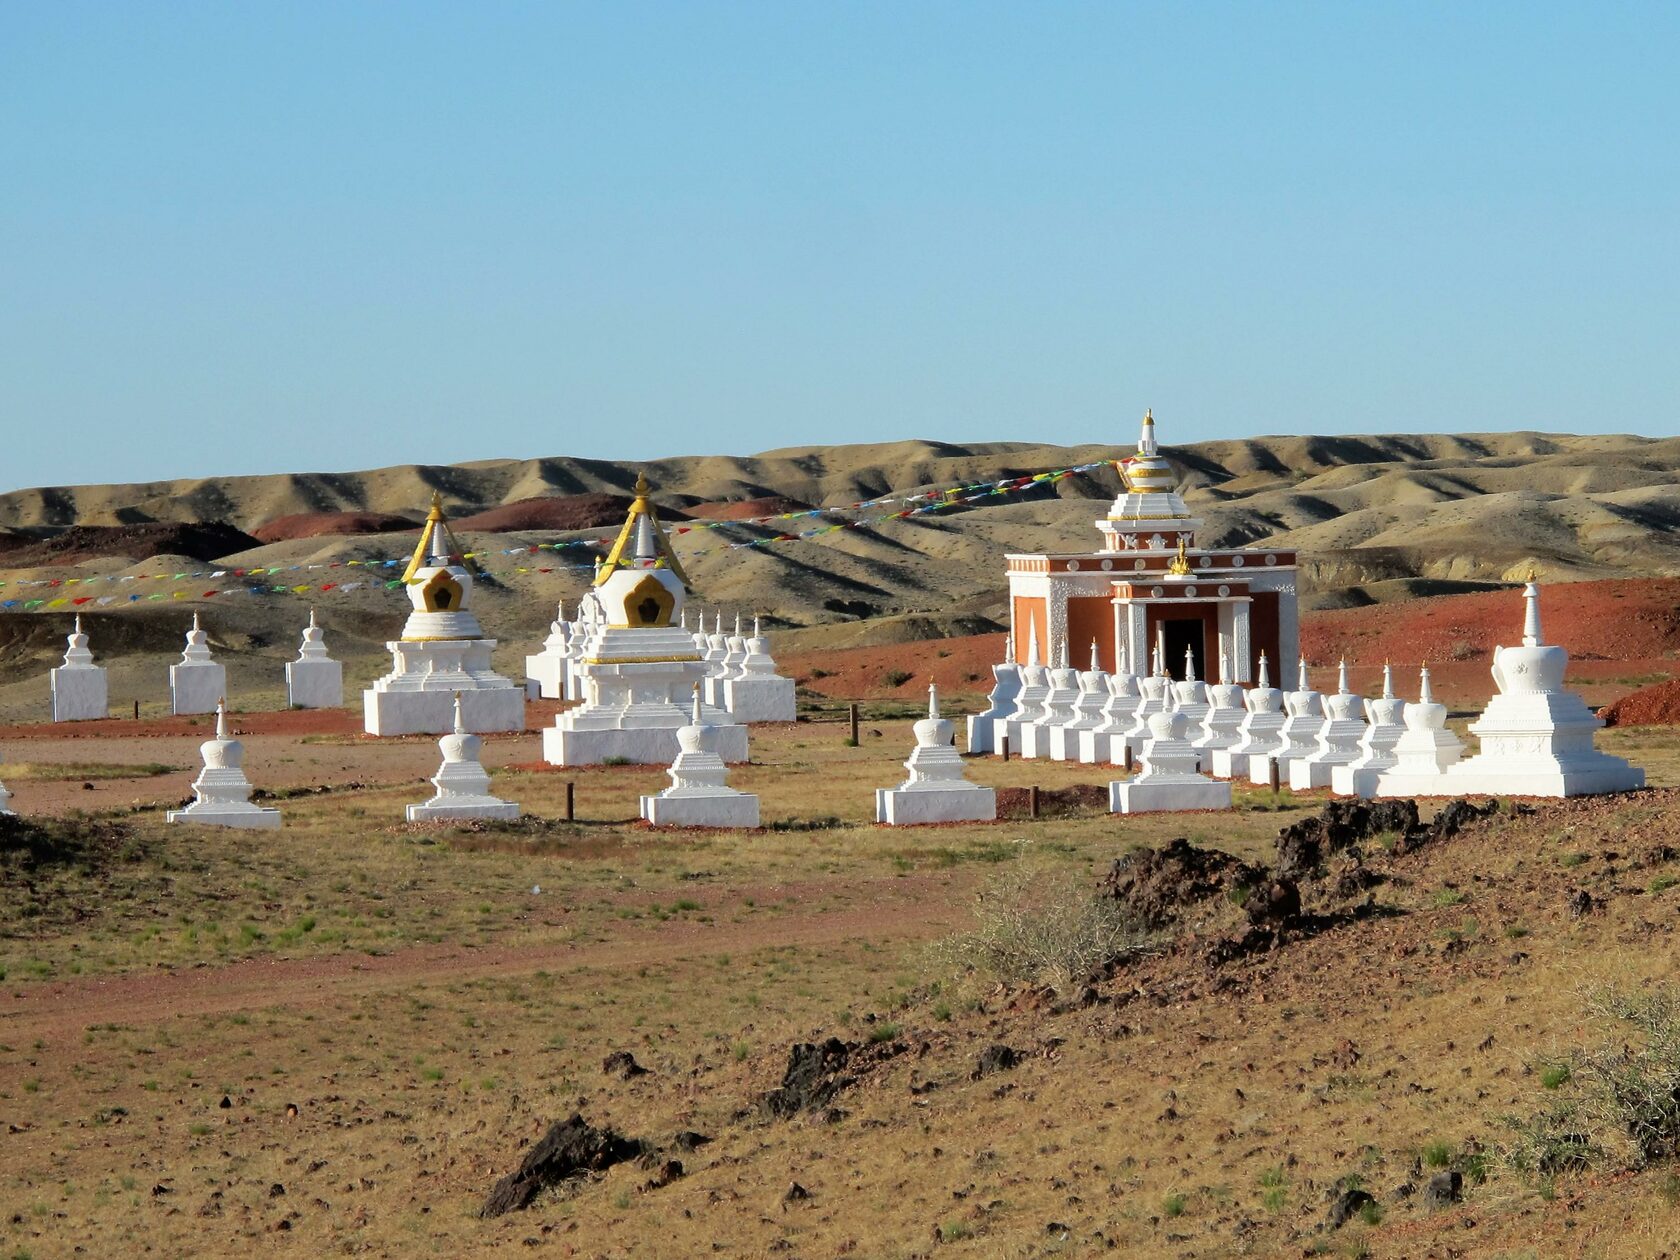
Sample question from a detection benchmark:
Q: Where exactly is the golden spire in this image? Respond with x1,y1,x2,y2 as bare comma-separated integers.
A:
1167,538,1193,576
594,469,690,588
401,491,478,583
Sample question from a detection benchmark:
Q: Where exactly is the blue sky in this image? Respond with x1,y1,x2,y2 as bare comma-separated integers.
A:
2,2,1676,491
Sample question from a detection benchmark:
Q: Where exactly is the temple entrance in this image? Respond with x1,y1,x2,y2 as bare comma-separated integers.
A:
1160,617,1208,682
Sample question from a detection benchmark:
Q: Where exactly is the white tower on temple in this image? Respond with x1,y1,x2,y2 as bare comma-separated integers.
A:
721,617,798,722
640,686,760,828
51,615,109,722
167,701,281,829
1290,659,1366,789
967,630,1022,755
170,614,227,716
1373,665,1466,796
286,610,344,709
1332,663,1408,798
1438,581,1643,796
544,474,747,765
525,601,572,700
1109,708,1233,814
876,683,997,825
407,696,520,822
363,494,524,735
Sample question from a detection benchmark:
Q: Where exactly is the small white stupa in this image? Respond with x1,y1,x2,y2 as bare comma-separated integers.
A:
170,613,227,716
1021,641,1079,759
1116,639,1173,764
363,494,525,735
1170,645,1212,743
564,596,602,701
407,695,520,822
51,615,109,722
167,701,281,829
998,621,1049,756
1079,644,1141,764
525,601,572,700
1109,708,1233,814
1191,650,1247,761
1210,652,1284,778
720,618,797,722
1331,663,1408,798
1254,658,1324,784
640,686,761,828
1436,581,1644,797
876,683,997,825
545,474,747,765
705,614,750,707
1289,659,1366,789
286,610,344,709
701,610,730,680
967,630,1022,755
1049,642,1109,761
1373,665,1466,796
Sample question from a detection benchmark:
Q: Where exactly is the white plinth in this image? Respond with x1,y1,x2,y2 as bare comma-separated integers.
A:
167,800,281,829
544,722,749,766
1436,692,1644,798
1249,753,1295,786
721,676,797,723
874,785,997,825
286,659,343,709
1108,777,1232,814
526,650,568,700
1290,758,1350,791
365,687,525,737
641,792,760,828
51,666,108,722
171,662,227,716
408,798,520,822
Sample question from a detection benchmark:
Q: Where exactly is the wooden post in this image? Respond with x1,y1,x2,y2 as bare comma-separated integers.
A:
1123,744,1134,774
1269,756,1281,797
1000,732,1010,762
847,703,859,745
133,699,140,721
565,781,575,822
1029,785,1041,819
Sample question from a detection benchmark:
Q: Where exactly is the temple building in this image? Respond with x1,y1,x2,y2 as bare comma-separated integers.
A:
1004,410,1297,684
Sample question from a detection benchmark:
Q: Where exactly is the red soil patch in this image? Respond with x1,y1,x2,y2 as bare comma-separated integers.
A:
454,494,691,534
1603,678,1680,727
251,510,419,543
784,633,1006,700
683,495,813,521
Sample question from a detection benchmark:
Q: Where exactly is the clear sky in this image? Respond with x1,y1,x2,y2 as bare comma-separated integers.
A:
2,2,1676,492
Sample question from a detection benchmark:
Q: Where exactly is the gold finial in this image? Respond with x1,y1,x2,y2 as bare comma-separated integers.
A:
427,490,444,520
634,470,650,498
1524,564,1538,583
1143,408,1153,424
1167,538,1192,577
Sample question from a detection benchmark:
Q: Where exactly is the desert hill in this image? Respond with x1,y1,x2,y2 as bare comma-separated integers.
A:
0,429,1676,707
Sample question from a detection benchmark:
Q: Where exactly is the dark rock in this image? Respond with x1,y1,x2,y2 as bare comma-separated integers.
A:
479,1114,643,1218
1427,798,1501,844
268,1183,285,1198
760,1038,853,1118
1422,1169,1463,1210
972,1044,1020,1079
672,1131,711,1152
1325,1186,1375,1229
1276,799,1420,878
1244,878,1301,927
1568,889,1595,918
602,1050,649,1080
219,1096,232,1109
783,1181,811,1203
642,1159,683,1191
1100,837,1264,929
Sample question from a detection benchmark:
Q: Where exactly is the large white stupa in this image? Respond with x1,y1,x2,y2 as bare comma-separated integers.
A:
544,474,748,765
1437,581,1643,797
363,495,525,736
51,615,108,722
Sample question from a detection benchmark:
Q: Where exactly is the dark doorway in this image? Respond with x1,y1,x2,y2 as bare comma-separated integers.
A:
1160,618,1208,683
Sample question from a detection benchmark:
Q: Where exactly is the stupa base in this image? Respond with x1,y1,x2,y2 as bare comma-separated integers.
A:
1250,753,1307,785
640,791,760,829
1288,758,1357,791
171,666,228,716
1434,761,1645,799
286,661,344,709
1108,777,1232,814
363,688,524,737
545,723,749,767
1330,763,1396,799
874,785,996,826
721,678,797,723
167,804,281,830
1048,725,1098,762
407,798,520,822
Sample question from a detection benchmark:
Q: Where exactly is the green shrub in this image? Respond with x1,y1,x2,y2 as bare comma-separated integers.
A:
883,669,914,688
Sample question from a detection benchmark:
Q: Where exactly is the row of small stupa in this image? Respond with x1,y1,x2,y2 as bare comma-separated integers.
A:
968,578,1642,804
42,478,797,767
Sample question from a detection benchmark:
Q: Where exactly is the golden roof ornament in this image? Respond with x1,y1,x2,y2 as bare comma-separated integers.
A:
594,468,690,588
401,491,480,584
1167,538,1193,577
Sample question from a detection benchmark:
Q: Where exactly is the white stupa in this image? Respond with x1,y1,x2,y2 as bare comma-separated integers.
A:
640,686,760,828
407,695,520,822
1372,666,1466,797
967,631,1022,755
998,621,1049,756
286,610,344,709
363,495,525,735
720,618,798,722
705,614,749,707
1170,645,1212,744
876,683,997,825
1109,708,1233,814
1436,581,1644,796
50,615,108,722
1021,641,1079,759
564,596,602,701
1049,642,1109,761
701,610,730,680
525,601,572,700
1191,650,1247,762
167,701,281,829
1252,658,1324,784
1331,663,1407,798
1289,659,1367,789
1210,651,1284,778
1078,644,1141,764
1114,641,1172,765
170,613,227,716
544,475,748,765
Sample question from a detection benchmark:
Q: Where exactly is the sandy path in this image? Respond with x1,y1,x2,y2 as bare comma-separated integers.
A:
0,875,962,1044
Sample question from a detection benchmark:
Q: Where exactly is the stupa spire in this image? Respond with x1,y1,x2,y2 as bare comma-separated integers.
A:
1183,643,1197,683
1257,651,1270,689
595,469,688,588
1381,661,1394,699
401,491,478,583
1138,408,1158,457
1025,619,1040,668
1417,663,1435,705
927,681,941,720
1296,657,1310,691
1090,639,1101,672
1522,578,1544,648
215,698,229,740
1337,658,1349,694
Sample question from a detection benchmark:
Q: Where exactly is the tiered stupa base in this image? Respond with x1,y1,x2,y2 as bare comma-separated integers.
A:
1109,774,1232,814
364,640,524,736
408,796,520,823
641,789,760,828
721,676,796,723
874,784,997,825
167,769,281,830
